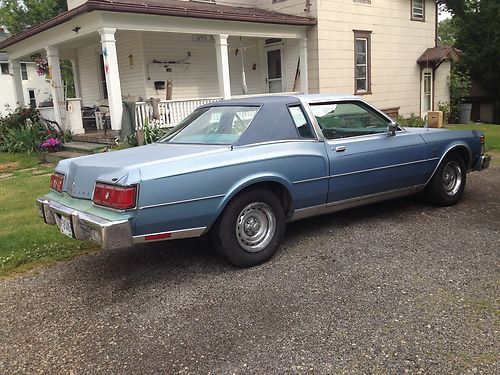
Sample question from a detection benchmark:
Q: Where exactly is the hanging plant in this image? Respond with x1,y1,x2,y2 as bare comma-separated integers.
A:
31,53,49,77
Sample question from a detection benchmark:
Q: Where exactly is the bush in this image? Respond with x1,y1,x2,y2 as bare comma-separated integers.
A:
0,122,47,154
396,114,426,128
125,120,172,147
449,66,471,123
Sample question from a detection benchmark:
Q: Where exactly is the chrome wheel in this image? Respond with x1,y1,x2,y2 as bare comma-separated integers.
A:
442,161,463,197
236,202,276,253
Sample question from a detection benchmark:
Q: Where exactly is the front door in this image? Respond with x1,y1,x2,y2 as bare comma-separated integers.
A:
309,101,428,203
266,49,283,93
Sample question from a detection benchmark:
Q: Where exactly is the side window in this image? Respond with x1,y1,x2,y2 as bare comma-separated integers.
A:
310,102,390,139
288,106,315,139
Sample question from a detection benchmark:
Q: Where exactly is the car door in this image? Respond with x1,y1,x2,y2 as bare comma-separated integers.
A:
308,101,428,203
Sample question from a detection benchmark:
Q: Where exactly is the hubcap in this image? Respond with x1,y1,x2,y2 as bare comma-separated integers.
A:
236,202,276,253
442,161,462,196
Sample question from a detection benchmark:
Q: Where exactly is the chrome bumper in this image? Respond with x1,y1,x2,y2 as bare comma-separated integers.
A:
476,155,491,171
36,198,134,250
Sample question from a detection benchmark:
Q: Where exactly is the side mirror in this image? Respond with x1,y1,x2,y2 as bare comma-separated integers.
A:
388,121,398,137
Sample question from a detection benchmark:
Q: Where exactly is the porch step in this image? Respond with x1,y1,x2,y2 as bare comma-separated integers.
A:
45,151,88,164
63,141,107,154
73,133,117,144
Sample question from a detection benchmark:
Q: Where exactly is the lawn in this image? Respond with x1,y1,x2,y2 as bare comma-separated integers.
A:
446,123,500,165
0,153,97,277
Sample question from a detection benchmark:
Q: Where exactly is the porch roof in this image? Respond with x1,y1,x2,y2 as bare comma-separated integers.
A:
417,45,461,67
0,0,316,50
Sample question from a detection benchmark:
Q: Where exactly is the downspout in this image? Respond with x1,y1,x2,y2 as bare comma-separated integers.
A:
435,1,439,47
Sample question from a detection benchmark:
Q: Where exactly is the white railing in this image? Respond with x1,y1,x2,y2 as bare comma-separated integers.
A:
134,92,302,130
135,97,222,130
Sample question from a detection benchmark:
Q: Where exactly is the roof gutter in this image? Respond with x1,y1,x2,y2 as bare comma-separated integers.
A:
0,0,316,50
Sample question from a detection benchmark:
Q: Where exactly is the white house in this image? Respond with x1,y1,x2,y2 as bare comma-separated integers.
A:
0,0,454,135
0,29,52,117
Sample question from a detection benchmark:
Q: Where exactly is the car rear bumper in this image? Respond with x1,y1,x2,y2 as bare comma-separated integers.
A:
476,155,491,171
36,197,134,250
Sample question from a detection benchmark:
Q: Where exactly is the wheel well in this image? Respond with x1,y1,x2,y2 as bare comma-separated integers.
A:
447,146,471,170
231,181,293,216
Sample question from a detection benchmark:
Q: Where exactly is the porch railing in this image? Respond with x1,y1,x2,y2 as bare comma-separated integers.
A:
134,97,222,130
134,92,302,130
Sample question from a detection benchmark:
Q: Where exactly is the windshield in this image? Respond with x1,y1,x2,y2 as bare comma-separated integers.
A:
162,105,260,145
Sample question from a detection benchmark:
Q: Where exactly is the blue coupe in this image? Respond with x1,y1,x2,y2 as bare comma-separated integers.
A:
37,94,491,267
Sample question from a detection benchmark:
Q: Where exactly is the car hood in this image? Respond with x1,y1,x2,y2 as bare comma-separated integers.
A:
56,143,229,200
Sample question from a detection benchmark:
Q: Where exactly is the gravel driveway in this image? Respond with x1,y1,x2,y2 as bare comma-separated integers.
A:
1,168,499,374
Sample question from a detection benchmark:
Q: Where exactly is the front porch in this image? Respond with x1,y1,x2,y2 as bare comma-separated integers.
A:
0,2,314,137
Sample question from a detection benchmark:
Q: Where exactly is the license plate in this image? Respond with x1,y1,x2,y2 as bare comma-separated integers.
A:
59,215,73,238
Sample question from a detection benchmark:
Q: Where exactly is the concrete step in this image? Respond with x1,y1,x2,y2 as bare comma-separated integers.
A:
73,133,117,144
63,141,107,154
44,151,88,164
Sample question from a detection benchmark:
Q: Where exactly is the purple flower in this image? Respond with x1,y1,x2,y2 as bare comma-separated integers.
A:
40,137,62,152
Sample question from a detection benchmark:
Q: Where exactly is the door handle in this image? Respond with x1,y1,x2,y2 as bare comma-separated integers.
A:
334,146,346,152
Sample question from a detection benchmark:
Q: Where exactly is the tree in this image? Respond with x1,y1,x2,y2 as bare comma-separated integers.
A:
441,0,500,122
437,18,457,46
0,0,67,35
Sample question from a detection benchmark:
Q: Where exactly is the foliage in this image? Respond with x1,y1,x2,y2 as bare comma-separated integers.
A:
0,122,47,154
0,157,96,276
40,137,62,152
125,121,172,147
0,0,67,34
396,114,426,128
449,65,471,124
438,101,451,123
31,53,49,77
438,18,457,46
440,0,500,123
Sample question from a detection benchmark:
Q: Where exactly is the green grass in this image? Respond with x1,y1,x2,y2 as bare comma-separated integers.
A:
0,152,42,171
0,153,97,277
447,123,500,152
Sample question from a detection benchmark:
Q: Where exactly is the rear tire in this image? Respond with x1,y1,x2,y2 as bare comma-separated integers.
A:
211,188,286,267
424,153,467,206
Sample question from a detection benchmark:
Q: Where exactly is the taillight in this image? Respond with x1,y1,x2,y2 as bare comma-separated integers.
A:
50,173,64,192
480,135,485,145
93,183,137,210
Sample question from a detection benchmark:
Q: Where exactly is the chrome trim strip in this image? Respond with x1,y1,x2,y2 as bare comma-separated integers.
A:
133,227,207,244
425,144,472,185
289,184,426,222
293,176,330,185
139,194,225,210
330,158,438,178
235,139,320,148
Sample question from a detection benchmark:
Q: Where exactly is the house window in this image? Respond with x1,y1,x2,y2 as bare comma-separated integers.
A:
21,63,28,80
0,63,9,75
354,30,371,94
28,90,36,108
411,0,425,21
99,54,108,99
421,68,433,117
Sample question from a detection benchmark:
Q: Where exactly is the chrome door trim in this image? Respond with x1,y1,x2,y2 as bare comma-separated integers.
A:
330,158,439,179
289,184,426,222
139,194,225,210
293,176,330,185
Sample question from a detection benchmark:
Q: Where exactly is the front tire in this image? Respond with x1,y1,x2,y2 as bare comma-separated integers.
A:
424,153,467,206
212,188,286,267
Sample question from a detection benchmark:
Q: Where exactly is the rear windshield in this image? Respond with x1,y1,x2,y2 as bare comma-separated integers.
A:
162,106,260,145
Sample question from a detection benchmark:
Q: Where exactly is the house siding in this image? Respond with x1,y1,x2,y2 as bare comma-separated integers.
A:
77,44,101,106
315,0,436,116
0,63,51,116
434,60,450,111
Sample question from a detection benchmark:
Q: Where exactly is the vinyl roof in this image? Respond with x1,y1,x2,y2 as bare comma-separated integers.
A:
0,0,316,50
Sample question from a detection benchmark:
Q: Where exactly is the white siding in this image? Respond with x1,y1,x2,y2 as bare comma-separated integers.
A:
316,0,437,116
116,31,147,101
434,60,450,110
0,62,51,117
67,0,86,10
76,44,101,106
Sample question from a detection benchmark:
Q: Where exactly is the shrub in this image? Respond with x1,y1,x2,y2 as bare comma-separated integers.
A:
0,122,47,154
449,66,471,123
125,120,172,147
396,114,426,128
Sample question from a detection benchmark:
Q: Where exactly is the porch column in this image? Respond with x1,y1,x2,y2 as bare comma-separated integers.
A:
215,34,231,99
45,46,65,127
299,38,309,94
10,60,25,107
98,28,123,132
70,59,82,98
